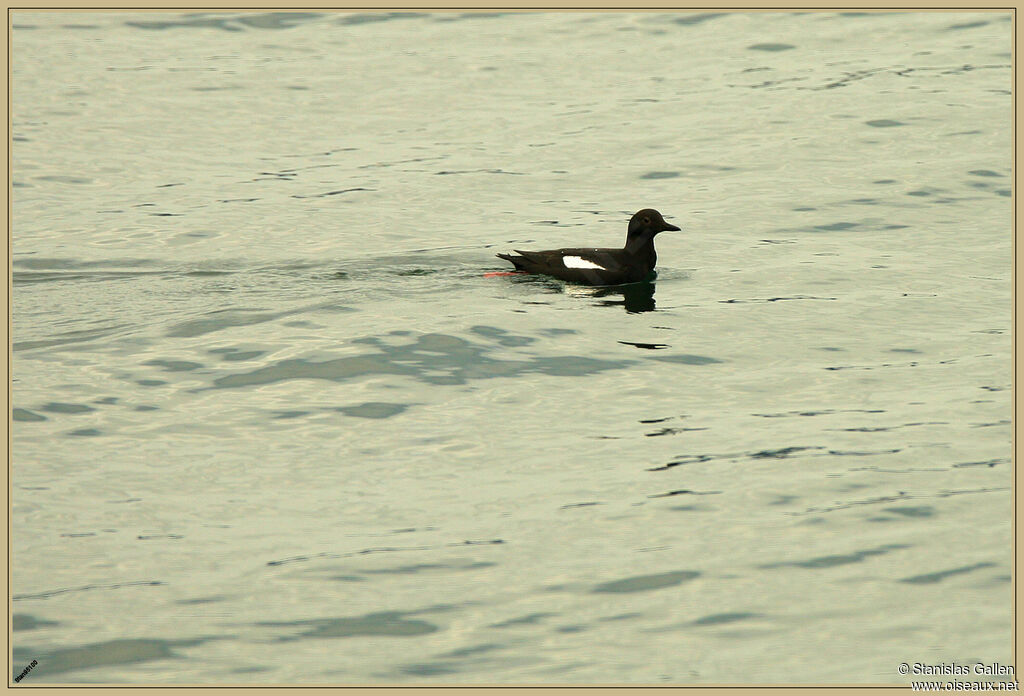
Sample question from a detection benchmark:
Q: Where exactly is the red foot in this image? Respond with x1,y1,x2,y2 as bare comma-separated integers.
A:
483,271,528,278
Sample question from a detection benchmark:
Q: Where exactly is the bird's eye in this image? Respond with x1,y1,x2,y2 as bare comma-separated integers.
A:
643,217,650,225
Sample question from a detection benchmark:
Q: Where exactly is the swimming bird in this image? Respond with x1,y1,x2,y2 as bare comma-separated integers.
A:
496,208,679,286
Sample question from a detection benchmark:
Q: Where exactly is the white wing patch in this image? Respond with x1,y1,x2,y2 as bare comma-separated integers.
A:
563,255,606,270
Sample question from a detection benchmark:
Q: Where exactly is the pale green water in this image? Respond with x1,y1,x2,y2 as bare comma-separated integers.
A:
11,11,1012,684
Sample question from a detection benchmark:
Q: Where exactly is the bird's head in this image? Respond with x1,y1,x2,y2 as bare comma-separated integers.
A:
627,208,680,239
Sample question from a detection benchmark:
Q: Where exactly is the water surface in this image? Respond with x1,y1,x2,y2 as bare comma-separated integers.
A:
11,10,1012,684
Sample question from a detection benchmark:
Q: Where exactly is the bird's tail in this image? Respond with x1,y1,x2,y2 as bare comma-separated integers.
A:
496,253,528,271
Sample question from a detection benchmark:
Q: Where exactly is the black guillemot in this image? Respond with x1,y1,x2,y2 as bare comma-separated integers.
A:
496,208,679,286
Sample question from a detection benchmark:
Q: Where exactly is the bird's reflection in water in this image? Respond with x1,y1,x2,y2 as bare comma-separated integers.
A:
574,282,657,313
510,275,657,313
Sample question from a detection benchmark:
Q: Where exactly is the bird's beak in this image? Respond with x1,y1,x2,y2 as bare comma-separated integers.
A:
662,222,680,232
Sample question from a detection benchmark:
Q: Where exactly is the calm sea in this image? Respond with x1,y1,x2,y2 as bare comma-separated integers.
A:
11,10,1012,684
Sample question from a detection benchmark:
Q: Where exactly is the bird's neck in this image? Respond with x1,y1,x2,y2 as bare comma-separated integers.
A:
624,235,657,265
